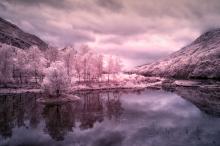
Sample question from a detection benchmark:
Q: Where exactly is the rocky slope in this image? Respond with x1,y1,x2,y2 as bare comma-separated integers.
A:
133,29,220,79
0,17,48,50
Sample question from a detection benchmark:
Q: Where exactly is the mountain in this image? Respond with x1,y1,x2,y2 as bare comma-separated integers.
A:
0,17,48,50
133,29,220,79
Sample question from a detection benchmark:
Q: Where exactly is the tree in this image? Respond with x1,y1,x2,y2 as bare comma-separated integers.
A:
14,49,29,85
45,46,59,65
87,53,103,82
62,46,77,77
80,45,90,81
42,61,71,97
27,45,47,83
112,56,123,80
73,53,83,83
105,55,123,83
97,54,104,81
106,56,114,83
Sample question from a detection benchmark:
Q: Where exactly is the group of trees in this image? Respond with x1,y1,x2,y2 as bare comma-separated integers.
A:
42,45,123,96
0,43,123,95
0,44,46,87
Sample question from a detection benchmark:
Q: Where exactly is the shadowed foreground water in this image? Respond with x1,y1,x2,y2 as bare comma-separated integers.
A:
0,87,220,146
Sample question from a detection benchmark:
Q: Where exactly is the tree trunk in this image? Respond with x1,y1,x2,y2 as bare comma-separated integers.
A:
35,69,38,84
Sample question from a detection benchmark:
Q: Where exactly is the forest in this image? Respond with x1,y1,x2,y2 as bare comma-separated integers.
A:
0,43,125,96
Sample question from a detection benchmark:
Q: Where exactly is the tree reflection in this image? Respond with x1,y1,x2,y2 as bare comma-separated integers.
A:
29,98,41,129
16,94,25,127
75,91,124,130
0,91,124,141
1,87,220,145
106,91,123,121
42,103,76,141
0,93,41,138
0,95,14,138
78,92,104,130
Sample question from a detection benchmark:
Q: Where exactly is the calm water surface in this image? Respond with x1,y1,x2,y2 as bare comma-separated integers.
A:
0,87,220,146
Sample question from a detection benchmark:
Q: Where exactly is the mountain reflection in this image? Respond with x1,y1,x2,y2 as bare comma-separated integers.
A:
175,86,220,117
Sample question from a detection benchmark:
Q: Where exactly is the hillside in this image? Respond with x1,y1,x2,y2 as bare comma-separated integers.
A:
0,17,48,50
133,29,220,79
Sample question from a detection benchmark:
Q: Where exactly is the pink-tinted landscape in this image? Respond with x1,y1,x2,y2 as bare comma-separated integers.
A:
0,0,220,146
2,0,220,68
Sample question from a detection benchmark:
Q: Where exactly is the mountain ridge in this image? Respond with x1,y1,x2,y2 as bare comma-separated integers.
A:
133,29,220,79
0,17,48,50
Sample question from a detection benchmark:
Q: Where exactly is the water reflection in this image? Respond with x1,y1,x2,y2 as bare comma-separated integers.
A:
106,92,123,121
0,86,220,146
175,86,220,117
0,93,41,139
0,91,123,142
78,92,104,130
42,104,76,141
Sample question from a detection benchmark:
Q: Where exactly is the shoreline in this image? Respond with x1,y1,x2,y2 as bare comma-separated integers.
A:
0,78,219,94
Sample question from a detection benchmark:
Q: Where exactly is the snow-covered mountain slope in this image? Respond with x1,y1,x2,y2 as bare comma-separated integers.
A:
133,29,220,79
0,17,48,50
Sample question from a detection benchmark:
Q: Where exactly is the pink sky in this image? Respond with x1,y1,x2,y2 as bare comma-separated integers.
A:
1,0,220,68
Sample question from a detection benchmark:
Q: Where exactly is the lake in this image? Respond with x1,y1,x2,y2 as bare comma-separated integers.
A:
0,86,220,146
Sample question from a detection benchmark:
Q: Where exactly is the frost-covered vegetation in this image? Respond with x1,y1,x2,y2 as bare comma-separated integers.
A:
0,43,152,96
0,44,46,87
133,29,220,79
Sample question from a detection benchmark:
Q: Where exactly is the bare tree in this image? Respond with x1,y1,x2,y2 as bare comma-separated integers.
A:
97,54,104,81
62,46,77,77
106,56,114,83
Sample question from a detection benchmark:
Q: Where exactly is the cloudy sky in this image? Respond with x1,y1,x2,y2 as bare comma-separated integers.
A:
1,0,220,68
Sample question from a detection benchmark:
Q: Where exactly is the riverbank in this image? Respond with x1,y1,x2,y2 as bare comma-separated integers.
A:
0,75,219,94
